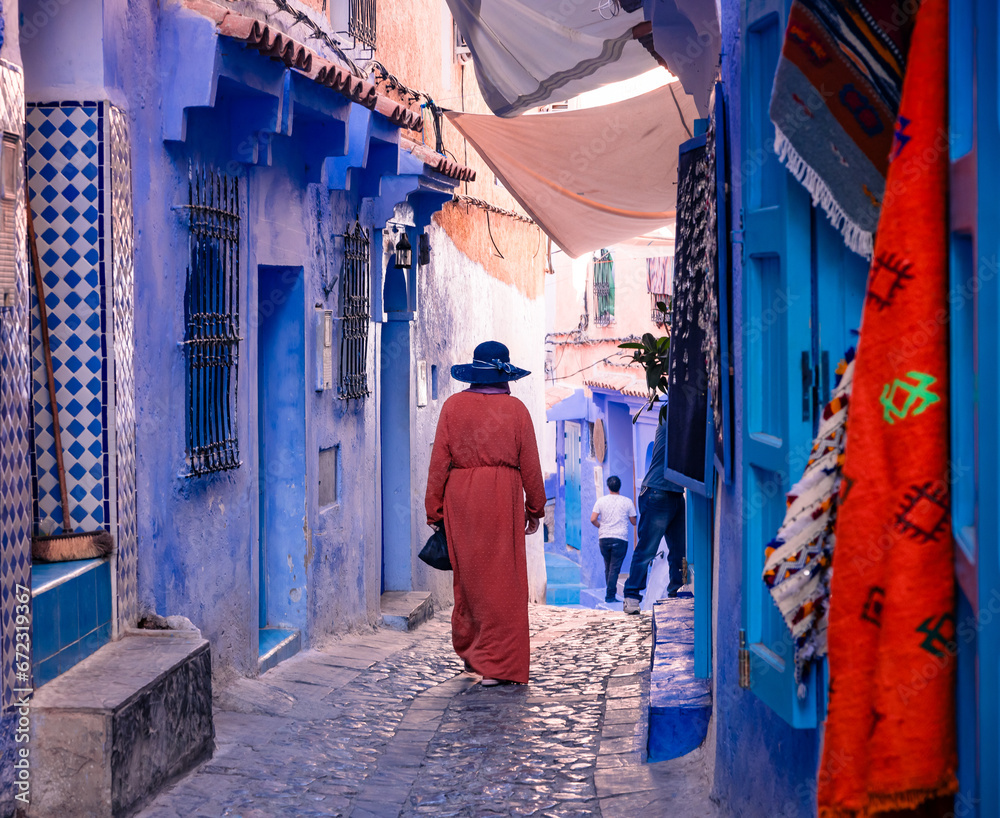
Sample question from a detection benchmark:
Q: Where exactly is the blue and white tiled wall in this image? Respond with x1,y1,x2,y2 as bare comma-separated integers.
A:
26,102,109,536
25,100,137,644
0,61,31,712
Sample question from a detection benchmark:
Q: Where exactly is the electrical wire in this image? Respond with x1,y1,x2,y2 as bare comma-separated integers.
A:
265,0,364,76
452,194,535,224
549,352,635,381
485,210,504,259
669,83,693,138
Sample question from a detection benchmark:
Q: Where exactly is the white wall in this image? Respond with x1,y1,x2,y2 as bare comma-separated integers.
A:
411,221,548,603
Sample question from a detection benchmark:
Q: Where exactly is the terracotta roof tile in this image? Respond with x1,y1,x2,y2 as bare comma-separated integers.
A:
184,0,423,132
218,16,313,71
584,373,636,392
584,373,651,397
399,138,477,182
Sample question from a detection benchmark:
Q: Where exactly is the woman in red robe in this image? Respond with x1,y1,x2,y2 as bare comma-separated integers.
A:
425,341,546,685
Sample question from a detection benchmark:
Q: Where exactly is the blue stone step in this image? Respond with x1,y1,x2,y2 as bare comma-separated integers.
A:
258,627,300,674
546,583,582,605
544,551,582,585
647,596,711,762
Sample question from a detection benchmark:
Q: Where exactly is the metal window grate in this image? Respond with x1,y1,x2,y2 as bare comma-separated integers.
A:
349,0,377,49
183,164,241,476
593,248,615,327
651,293,672,327
340,221,371,400
0,134,19,308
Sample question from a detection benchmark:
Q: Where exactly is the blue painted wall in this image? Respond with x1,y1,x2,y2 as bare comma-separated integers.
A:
12,2,431,677
709,1,822,814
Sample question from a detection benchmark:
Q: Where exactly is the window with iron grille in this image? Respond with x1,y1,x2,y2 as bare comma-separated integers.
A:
183,165,241,476
651,293,672,327
592,249,615,326
340,221,371,400
349,0,376,49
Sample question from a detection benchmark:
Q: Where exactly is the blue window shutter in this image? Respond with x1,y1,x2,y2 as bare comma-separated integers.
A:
739,0,819,728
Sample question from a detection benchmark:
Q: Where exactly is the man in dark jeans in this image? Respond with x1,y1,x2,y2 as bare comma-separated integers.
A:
623,422,686,614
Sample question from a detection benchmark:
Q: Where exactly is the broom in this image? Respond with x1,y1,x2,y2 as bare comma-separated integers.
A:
27,180,114,563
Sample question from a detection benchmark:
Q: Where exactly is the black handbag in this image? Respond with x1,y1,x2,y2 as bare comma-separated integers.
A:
419,526,452,571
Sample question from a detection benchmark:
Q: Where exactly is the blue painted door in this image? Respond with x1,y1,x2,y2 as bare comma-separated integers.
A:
380,319,412,592
740,0,817,728
738,0,864,728
953,0,992,811
257,266,307,631
564,421,582,550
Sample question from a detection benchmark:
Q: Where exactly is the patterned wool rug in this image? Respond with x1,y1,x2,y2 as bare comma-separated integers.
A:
819,0,957,813
769,0,917,257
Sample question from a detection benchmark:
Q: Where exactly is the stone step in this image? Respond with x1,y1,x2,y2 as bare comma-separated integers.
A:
380,591,434,631
647,596,711,762
544,552,582,585
29,632,213,817
258,627,301,674
546,583,583,605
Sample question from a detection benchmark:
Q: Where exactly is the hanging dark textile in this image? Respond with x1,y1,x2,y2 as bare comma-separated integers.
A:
665,141,710,486
697,94,722,470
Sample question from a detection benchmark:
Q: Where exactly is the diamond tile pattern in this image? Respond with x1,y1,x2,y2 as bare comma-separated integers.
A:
26,102,109,536
109,105,137,630
0,62,32,713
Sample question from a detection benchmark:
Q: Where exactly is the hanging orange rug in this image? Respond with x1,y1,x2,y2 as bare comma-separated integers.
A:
819,0,956,815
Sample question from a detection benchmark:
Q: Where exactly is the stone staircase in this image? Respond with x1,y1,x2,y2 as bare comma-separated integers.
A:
544,552,586,606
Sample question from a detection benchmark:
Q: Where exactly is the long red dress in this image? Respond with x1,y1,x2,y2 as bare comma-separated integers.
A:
425,390,546,683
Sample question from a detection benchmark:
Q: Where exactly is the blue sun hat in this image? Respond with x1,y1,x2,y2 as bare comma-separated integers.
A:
451,341,531,383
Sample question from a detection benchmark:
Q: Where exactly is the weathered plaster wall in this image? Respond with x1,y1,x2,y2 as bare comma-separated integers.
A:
19,0,105,101
710,1,821,814
411,219,548,606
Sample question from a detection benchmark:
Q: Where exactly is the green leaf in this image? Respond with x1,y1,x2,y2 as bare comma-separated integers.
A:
618,342,644,350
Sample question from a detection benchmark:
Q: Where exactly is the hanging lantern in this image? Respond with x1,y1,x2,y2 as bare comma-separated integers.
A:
394,231,412,269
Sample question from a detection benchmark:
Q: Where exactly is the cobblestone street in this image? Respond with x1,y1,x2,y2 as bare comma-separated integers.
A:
136,606,717,818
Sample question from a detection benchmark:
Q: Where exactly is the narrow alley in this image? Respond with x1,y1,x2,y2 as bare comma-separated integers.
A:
135,607,715,818
0,0,990,814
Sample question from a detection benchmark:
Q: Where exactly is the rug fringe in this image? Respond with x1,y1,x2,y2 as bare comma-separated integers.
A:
867,779,959,814
818,778,959,818
774,126,875,259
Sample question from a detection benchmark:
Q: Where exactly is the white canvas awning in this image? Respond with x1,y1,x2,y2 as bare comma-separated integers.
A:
445,0,720,117
446,83,699,259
